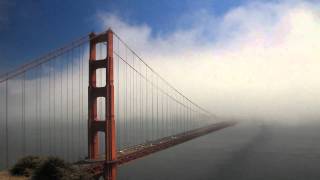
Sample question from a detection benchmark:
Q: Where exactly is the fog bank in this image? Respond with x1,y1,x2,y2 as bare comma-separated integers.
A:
97,1,320,125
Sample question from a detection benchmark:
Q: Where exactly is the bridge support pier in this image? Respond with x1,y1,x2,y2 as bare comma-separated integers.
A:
88,29,117,180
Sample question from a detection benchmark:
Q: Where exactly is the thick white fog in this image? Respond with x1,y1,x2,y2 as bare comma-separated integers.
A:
97,1,320,125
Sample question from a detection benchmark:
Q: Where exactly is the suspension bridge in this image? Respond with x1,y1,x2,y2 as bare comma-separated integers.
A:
0,29,236,179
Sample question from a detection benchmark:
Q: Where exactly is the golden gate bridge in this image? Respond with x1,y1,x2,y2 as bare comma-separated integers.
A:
0,28,236,179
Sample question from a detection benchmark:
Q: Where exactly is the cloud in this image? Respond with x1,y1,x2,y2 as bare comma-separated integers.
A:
96,1,320,125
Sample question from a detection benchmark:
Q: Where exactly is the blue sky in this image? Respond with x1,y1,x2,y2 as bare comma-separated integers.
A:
0,0,248,72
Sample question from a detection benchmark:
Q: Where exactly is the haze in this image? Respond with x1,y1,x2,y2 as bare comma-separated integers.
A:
98,0,320,125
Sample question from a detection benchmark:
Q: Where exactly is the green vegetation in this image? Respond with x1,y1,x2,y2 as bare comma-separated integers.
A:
10,156,94,180
10,156,42,177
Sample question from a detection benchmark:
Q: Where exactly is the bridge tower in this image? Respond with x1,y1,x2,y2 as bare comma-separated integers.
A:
88,29,117,180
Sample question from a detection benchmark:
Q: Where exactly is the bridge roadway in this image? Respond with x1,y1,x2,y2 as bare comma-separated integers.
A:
78,121,237,177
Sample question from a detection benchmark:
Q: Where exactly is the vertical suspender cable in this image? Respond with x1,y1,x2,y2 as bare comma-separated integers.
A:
156,76,158,139
187,101,189,131
60,55,63,157
145,67,148,143
49,60,52,155
140,60,142,143
53,59,56,155
5,74,9,168
182,98,184,133
124,47,128,147
185,99,187,132
128,49,131,146
22,72,26,156
131,53,134,145
66,53,69,159
132,54,134,144
78,46,81,159
151,72,154,140
39,65,42,155
166,84,168,137
71,48,74,160
161,81,164,138
36,68,38,155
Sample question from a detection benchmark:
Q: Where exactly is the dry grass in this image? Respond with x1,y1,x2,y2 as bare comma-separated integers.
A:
0,171,27,180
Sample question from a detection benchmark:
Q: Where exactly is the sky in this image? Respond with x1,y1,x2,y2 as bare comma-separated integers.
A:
0,0,247,70
1,0,320,124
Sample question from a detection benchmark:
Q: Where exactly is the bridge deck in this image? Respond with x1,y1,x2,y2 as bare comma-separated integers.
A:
80,121,236,176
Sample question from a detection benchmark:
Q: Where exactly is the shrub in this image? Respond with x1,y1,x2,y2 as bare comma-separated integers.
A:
32,157,94,180
32,157,70,180
10,156,94,180
10,156,42,177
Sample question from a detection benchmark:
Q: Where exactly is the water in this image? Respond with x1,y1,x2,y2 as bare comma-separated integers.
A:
2,120,320,179
118,121,320,180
